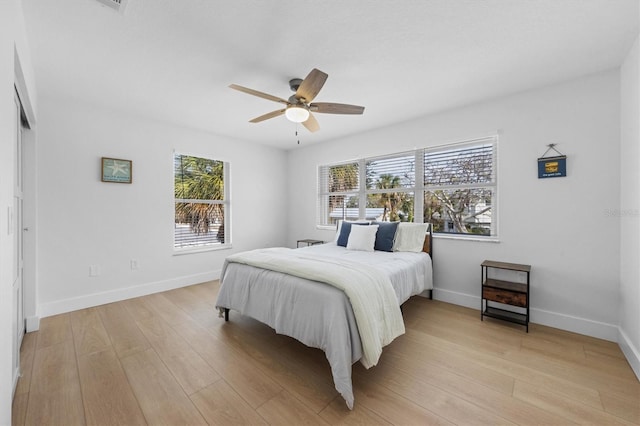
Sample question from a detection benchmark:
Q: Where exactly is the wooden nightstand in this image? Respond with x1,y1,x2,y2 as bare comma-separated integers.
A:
481,260,531,332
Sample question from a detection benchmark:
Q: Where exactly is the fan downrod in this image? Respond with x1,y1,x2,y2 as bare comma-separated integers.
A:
289,78,303,92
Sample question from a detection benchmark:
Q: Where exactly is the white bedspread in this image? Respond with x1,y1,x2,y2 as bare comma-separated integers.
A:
224,247,405,368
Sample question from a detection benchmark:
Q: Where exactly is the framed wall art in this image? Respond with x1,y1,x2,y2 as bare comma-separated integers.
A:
101,157,132,183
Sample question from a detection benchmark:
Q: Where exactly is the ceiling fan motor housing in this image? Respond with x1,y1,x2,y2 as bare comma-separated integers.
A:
289,78,303,92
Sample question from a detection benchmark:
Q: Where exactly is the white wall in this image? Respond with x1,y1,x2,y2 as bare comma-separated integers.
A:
288,70,622,341
620,31,640,378
35,96,288,316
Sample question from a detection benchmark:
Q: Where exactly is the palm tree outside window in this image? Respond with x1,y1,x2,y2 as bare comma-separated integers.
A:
174,153,230,250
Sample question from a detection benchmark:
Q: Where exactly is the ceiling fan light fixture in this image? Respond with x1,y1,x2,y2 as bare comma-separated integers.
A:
285,106,309,123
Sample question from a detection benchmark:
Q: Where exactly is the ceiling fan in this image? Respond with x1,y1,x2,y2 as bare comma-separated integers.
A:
229,68,365,133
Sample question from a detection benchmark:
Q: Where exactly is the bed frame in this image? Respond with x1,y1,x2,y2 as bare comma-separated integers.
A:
423,224,433,300
222,224,433,321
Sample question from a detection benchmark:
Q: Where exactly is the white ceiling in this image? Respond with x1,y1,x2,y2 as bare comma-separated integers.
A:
22,0,639,150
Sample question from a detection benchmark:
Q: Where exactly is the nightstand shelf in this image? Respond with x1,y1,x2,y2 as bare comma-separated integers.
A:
481,260,531,332
482,306,528,326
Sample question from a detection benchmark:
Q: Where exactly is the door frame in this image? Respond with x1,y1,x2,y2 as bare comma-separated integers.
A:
14,56,38,335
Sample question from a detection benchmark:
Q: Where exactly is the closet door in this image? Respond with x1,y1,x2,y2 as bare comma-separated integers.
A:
12,89,25,393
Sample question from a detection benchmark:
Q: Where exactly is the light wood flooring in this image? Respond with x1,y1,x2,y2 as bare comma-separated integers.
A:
12,280,640,425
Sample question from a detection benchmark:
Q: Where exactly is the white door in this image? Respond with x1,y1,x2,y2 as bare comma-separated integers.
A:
12,89,25,393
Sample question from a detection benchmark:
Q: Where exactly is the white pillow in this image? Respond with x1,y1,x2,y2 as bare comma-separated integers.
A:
334,219,370,243
346,224,379,252
393,222,429,252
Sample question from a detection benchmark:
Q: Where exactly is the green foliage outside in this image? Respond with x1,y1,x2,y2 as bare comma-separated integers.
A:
366,174,414,222
328,163,359,215
326,146,492,235
174,155,224,239
423,147,492,235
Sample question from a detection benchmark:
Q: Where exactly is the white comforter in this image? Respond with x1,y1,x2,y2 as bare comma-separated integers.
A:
223,247,405,368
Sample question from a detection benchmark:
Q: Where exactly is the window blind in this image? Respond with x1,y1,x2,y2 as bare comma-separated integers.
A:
424,140,495,187
366,153,416,190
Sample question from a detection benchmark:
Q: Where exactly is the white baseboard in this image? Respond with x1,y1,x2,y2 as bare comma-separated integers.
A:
433,287,480,310
531,307,618,342
38,270,221,318
12,367,20,398
618,327,640,381
26,316,40,332
433,288,618,341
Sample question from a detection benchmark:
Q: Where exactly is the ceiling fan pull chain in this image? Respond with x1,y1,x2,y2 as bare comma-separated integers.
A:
296,126,300,144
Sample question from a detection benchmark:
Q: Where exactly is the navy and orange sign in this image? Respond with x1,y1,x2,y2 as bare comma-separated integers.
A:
537,155,566,178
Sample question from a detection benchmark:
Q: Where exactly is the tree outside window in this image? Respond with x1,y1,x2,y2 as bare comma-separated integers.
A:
319,162,360,225
423,143,494,235
365,153,415,222
174,154,229,249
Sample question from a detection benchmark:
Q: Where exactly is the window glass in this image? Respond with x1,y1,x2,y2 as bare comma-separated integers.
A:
365,152,416,222
424,188,493,236
423,142,495,236
318,162,360,227
174,154,229,250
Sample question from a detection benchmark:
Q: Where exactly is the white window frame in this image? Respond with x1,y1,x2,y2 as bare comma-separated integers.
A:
317,136,498,241
364,150,418,222
423,137,498,239
317,159,362,228
173,152,231,254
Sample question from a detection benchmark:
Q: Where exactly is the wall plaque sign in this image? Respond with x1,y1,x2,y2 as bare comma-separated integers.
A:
537,144,566,179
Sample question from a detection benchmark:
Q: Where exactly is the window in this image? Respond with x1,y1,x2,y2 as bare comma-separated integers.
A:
366,152,416,222
318,136,497,238
317,161,361,225
423,141,496,236
174,153,230,250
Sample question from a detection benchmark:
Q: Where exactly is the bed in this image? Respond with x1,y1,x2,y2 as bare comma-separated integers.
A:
215,221,433,409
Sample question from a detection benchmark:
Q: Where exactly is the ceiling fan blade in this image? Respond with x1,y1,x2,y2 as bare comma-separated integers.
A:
249,109,286,123
310,102,365,115
302,112,320,132
296,69,328,103
229,84,289,105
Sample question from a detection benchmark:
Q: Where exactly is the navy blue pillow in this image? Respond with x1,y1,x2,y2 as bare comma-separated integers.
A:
371,221,399,252
337,222,368,247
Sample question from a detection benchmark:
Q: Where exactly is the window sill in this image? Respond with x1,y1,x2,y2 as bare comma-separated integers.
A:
173,244,233,256
433,234,499,243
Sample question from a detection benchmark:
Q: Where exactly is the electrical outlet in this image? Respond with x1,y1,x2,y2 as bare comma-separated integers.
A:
89,265,101,277
130,259,139,270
